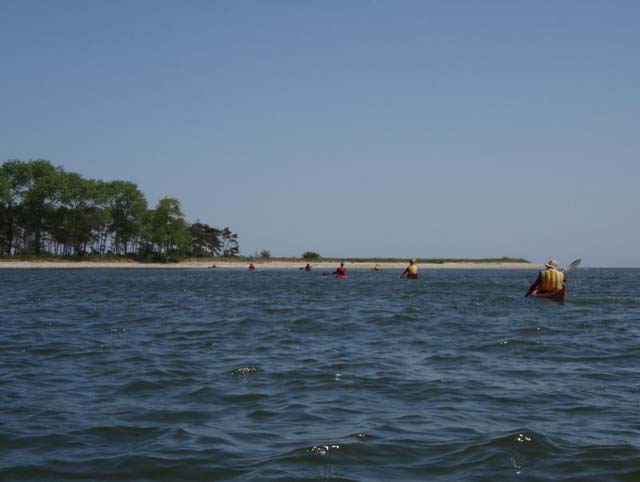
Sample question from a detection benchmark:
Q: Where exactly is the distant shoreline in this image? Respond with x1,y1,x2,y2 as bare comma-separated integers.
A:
0,260,541,270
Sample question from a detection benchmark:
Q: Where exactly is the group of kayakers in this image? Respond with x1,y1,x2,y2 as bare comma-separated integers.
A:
245,257,572,301
247,259,422,279
329,259,420,279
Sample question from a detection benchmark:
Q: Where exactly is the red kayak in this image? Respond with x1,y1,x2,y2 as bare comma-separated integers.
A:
530,286,566,303
336,274,348,279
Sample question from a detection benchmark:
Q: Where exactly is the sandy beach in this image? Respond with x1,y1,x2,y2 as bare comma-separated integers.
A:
0,260,541,270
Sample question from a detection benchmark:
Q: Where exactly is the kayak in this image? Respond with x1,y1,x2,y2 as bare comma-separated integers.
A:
336,274,348,279
530,286,566,303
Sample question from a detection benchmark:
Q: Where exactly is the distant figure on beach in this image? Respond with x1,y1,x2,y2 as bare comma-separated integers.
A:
525,259,566,297
209,264,217,269
248,263,256,271
334,262,348,279
304,263,312,271
372,263,381,271
402,259,419,279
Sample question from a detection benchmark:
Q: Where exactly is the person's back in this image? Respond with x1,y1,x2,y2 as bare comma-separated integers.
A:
335,262,347,278
539,267,564,292
403,260,418,279
526,259,566,297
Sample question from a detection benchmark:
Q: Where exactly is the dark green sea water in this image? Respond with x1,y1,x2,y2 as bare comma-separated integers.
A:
1,268,639,481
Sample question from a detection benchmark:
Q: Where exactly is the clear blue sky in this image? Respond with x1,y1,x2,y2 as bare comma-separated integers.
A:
1,1,639,266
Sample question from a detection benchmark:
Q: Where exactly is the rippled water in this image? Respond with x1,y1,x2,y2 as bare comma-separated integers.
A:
1,268,639,481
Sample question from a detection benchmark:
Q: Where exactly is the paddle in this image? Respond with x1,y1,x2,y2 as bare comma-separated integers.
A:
562,258,582,273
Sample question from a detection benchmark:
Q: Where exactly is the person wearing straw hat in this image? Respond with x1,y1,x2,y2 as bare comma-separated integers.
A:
525,259,566,297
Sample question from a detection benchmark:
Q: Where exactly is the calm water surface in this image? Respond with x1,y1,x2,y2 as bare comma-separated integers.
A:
1,268,639,481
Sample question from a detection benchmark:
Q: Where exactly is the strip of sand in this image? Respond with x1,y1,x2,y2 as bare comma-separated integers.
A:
0,260,541,270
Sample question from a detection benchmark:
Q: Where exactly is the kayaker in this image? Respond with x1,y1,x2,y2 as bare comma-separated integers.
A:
248,263,256,271
402,259,419,279
304,263,312,271
334,262,348,279
525,259,566,297
372,263,381,271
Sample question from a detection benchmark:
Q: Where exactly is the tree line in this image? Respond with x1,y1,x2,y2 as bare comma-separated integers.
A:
0,159,239,260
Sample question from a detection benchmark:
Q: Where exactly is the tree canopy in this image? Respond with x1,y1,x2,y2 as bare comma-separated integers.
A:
0,159,239,260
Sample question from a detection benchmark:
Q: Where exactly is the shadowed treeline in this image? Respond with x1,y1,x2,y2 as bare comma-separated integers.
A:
0,159,239,261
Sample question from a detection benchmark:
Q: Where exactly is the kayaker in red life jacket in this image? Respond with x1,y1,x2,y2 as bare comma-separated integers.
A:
248,263,256,271
334,262,347,279
525,259,566,297
304,263,312,271
402,259,419,279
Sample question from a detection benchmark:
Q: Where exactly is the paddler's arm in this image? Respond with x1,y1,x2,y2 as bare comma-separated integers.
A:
525,272,542,297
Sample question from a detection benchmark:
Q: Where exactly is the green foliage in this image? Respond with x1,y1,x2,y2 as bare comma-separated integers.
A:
0,159,239,261
10,159,63,254
190,222,222,256
302,251,320,260
0,172,13,255
260,249,271,259
294,256,530,264
107,180,147,255
220,227,239,257
148,197,191,260
0,173,9,202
